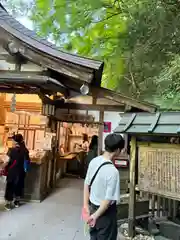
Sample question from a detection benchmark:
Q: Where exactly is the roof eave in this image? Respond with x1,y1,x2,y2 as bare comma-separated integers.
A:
0,4,104,84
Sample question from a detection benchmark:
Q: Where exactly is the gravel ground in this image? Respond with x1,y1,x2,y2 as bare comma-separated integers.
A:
118,223,155,240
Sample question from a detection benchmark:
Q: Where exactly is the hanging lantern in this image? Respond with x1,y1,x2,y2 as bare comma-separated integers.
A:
10,93,16,113
80,83,89,95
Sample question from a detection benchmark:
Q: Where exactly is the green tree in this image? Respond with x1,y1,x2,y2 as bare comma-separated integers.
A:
117,0,180,106
31,0,128,90
30,0,180,108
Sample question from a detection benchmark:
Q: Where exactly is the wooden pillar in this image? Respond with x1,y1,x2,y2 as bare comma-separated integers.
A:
98,110,104,155
124,134,128,151
92,96,97,105
128,136,137,238
15,62,21,72
0,93,7,148
50,117,58,187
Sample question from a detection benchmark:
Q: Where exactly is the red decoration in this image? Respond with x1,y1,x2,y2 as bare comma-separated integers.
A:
103,122,111,133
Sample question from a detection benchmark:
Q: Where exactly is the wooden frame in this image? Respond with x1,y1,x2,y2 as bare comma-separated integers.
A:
128,136,137,237
55,102,124,112
138,142,180,201
0,73,67,95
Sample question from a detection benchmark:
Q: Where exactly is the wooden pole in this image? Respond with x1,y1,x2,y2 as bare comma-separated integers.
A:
98,110,104,155
128,136,136,238
124,134,128,152
15,63,21,72
51,118,58,187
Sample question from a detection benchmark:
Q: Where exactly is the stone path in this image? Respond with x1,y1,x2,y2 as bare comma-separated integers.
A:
0,178,89,240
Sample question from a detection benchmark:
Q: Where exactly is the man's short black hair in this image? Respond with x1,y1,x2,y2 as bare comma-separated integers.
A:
104,133,124,153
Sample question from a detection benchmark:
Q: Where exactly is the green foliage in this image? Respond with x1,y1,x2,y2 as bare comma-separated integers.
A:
117,0,180,103
31,0,127,90
155,55,180,109
29,0,180,108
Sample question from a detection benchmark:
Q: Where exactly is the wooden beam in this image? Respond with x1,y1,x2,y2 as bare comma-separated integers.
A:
55,118,101,125
95,87,157,113
49,71,81,91
15,62,21,72
0,52,9,60
38,92,54,105
124,134,128,152
0,88,40,94
55,102,124,112
0,72,63,85
53,77,157,113
0,73,68,95
0,70,47,76
98,110,104,155
128,136,137,238
124,105,132,112
92,96,97,105
49,76,157,113
4,101,42,112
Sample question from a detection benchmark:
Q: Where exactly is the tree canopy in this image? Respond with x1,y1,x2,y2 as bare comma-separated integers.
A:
3,0,180,109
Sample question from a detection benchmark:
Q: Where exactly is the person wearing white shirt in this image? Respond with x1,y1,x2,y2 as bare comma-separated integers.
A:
83,133,124,240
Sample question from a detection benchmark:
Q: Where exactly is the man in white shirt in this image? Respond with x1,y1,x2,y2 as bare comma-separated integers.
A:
83,133,124,240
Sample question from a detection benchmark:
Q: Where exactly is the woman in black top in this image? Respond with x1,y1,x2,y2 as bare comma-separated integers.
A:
4,134,30,210
87,135,98,164
83,135,98,177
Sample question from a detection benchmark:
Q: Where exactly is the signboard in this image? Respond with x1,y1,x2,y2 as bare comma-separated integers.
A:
43,132,53,150
35,132,56,150
56,112,95,122
138,144,180,200
114,160,128,167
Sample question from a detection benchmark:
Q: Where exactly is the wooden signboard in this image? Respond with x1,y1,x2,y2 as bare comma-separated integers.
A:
138,143,180,200
36,132,56,150
56,112,95,122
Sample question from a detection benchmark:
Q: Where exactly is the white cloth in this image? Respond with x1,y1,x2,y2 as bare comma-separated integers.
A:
85,156,120,206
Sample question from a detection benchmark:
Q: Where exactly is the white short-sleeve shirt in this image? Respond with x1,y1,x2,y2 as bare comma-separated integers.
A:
85,156,120,206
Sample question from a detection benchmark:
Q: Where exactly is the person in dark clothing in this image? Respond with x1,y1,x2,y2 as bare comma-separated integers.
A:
83,135,98,178
87,135,98,166
4,134,30,211
89,136,98,153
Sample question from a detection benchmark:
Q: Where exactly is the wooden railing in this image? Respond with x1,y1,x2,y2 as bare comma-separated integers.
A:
138,191,179,220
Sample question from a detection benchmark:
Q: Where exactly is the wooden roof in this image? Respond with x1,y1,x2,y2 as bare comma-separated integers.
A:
95,87,157,113
0,3,103,85
49,87,158,113
114,112,180,136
